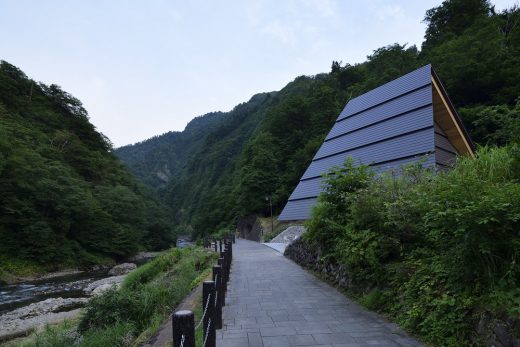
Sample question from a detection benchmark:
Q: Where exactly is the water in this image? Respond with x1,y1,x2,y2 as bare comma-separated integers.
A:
0,249,183,316
0,270,108,315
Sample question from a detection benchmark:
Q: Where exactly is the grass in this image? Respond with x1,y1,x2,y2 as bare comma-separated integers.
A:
0,255,50,283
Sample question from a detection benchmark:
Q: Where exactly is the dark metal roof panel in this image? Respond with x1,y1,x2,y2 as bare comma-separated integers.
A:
302,128,434,180
316,106,433,159
337,64,432,120
278,197,317,221
279,64,444,221
288,154,435,200
327,86,432,140
434,122,446,135
435,133,457,153
436,147,457,166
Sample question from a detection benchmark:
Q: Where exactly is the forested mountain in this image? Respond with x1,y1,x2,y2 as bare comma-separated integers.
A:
116,111,227,188
116,0,520,238
0,61,175,271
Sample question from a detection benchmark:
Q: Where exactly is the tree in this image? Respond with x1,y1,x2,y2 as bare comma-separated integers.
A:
422,0,493,51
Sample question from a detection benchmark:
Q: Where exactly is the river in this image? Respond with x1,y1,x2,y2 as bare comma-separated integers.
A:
0,270,110,316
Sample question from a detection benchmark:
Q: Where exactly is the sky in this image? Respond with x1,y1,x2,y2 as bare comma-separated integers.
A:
0,1,516,147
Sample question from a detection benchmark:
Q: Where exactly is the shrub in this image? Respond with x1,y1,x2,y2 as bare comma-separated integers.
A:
78,247,217,344
80,322,134,347
305,145,520,345
78,288,140,332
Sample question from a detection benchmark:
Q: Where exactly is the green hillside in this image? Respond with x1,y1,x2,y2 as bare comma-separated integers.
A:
0,61,175,275
116,0,520,238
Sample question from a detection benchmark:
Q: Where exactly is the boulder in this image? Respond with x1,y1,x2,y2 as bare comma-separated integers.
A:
108,263,136,276
91,283,120,296
84,275,126,295
0,298,87,342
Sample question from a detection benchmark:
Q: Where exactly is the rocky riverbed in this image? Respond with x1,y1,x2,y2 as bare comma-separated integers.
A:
0,256,153,342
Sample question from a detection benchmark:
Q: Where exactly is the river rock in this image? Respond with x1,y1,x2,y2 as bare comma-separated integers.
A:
126,251,160,263
84,275,126,295
91,283,119,296
108,262,136,276
0,298,87,342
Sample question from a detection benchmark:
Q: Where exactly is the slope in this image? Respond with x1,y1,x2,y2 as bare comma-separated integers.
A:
0,61,175,274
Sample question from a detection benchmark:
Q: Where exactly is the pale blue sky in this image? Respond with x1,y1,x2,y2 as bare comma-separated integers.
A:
0,1,514,146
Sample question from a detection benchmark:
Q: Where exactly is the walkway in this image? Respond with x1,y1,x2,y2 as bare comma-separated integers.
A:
217,239,422,347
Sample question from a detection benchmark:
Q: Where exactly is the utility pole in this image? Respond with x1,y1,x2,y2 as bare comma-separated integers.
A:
266,196,273,234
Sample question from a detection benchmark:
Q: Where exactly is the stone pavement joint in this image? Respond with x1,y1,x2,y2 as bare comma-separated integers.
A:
217,239,422,347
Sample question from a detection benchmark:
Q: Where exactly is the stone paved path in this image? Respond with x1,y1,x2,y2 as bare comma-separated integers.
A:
217,239,422,347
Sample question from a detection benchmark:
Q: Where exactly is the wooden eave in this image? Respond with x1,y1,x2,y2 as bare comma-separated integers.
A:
431,74,475,157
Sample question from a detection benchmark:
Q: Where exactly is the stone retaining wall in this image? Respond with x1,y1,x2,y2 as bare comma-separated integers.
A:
284,237,353,289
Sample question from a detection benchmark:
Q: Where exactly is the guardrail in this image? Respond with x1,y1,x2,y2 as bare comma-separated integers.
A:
172,234,234,347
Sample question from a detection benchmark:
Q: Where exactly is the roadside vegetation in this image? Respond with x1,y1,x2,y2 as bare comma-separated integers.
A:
4,247,217,347
303,145,520,346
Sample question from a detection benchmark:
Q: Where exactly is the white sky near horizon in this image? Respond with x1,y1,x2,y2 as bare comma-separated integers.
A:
0,1,516,147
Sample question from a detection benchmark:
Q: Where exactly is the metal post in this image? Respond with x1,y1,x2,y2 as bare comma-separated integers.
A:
213,239,217,252
219,255,227,292
225,244,232,275
172,310,195,347
227,241,233,263
232,233,235,243
270,198,274,235
202,281,216,347
212,265,223,329
219,239,222,253
216,259,226,306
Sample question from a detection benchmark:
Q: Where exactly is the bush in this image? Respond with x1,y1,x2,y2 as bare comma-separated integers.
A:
305,145,520,345
80,322,134,347
78,247,217,344
78,288,140,332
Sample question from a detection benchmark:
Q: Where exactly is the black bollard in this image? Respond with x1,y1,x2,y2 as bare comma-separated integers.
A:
217,258,226,305
172,310,195,347
202,281,216,347
212,265,223,329
213,238,217,252
219,252,228,284
225,245,231,276
227,241,233,263
219,239,222,253
232,233,235,243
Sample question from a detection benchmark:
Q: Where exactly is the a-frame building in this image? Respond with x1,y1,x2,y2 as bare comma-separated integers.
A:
279,64,474,221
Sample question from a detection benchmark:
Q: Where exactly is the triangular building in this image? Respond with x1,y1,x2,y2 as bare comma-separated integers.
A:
279,64,474,221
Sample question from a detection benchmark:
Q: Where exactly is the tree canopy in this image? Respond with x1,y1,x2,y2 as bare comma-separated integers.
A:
0,61,176,269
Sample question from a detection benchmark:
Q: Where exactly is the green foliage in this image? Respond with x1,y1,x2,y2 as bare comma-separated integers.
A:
3,319,78,347
305,146,520,345
460,101,520,146
0,61,175,269
305,159,373,254
422,0,493,51
122,250,181,290
78,247,216,345
423,4,520,106
80,322,135,347
360,289,389,311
